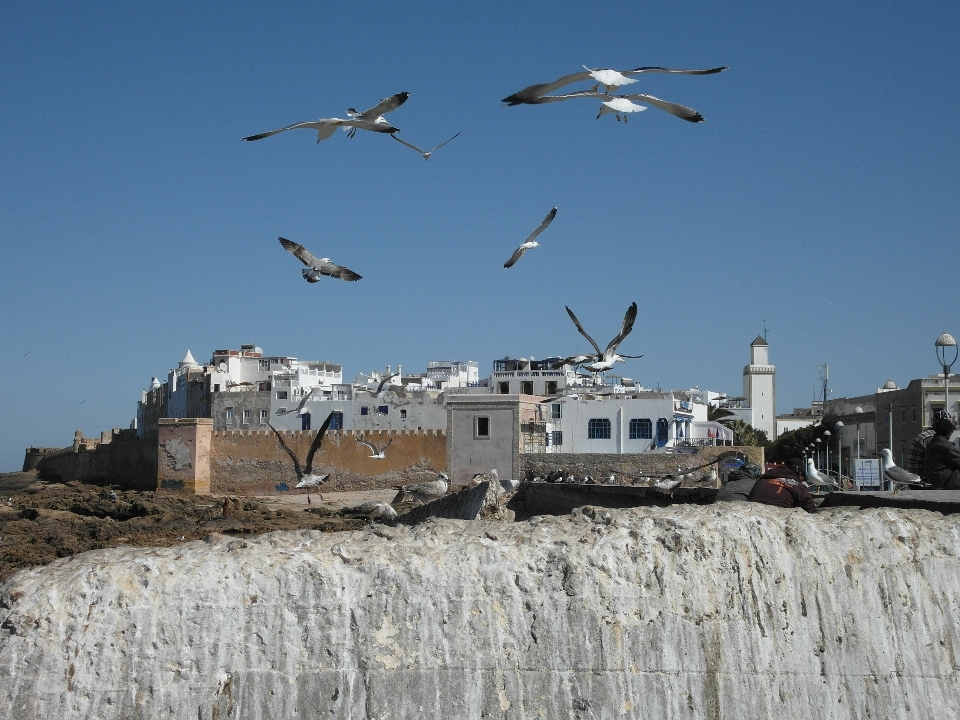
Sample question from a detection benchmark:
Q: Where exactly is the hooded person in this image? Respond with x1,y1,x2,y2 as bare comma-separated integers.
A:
716,462,761,502
747,466,817,513
923,416,960,490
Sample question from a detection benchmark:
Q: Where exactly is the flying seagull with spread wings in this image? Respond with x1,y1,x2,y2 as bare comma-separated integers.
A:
553,302,641,372
243,92,408,143
504,206,558,268
391,131,460,160
268,411,334,496
357,437,393,459
277,387,316,416
503,65,727,105
509,89,708,123
279,237,362,283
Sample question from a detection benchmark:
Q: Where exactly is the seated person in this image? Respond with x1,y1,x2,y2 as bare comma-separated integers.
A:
716,463,761,502
748,466,816,513
923,416,960,490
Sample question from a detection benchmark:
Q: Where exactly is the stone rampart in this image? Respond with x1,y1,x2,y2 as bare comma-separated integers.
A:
210,428,446,494
34,434,157,490
520,445,765,480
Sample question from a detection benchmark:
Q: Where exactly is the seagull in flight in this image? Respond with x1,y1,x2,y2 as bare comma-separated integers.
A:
504,89,708,123
243,92,408,143
277,387,316,416
502,65,727,105
503,206,558,268
357,437,393,459
553,302,641,372
880,448,931,494
279,237,362,283
391,131,460,160
268,411,334,496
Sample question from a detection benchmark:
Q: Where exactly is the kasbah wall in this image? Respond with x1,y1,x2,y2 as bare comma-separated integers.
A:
210,428,447,494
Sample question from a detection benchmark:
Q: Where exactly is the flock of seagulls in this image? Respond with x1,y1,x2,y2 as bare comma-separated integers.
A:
243,64,724,284
248,63,727,510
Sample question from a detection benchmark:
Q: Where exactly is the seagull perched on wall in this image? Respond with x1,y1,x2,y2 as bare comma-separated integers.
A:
391,131,460,160
268,411,334,497
277,387,316,416
279,237,362,283
880,448,931,494
553,302,642,373
805,459,829,486
502,65,727,105
243,92,408,143
503,206,558,268
357,437,392,459
393,472,449,506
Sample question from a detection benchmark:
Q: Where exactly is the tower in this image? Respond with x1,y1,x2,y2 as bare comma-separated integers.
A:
743,335,776,439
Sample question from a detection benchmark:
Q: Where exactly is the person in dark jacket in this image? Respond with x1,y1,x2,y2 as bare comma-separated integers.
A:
716,463,761,502
923,416,960,490
747,467,817,513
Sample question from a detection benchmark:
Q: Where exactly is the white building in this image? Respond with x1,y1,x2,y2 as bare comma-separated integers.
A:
739,335,776,439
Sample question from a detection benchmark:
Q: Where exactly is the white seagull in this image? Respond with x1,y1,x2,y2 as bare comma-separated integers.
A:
502,65,727,105
503,206,558,268
279,237,362,283
553,302,641,373
277,387,316,416
357,437,393,459
393,472,449,506
805,458,830,486
352,501,398,521
391,131,461,160
244,92,408,143
880,448,930,494
268,411,334,496
505,89,708,123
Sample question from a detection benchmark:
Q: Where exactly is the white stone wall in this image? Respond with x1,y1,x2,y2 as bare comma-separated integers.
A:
2,504,960,719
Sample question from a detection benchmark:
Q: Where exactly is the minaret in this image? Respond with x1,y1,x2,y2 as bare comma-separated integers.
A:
743,335,776,439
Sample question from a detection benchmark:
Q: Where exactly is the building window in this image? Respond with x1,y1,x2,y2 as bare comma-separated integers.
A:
498,382,509,394
361,406,369,416
329,411,343,430
378,406,388,415
277,391,288,400
259,360,270,371
551,403,562,419
258,381,271,392
548,430,563,446
912,407,918,422
629,418,653,439
587,418,611,439
521,381,533,395
214,383,220,392
242,409,251,424
475,416,490,438
400,409,407,419
301,413,311,431
546,381,557,395
225,407,234,420
900,407,905,423
259,409,268,423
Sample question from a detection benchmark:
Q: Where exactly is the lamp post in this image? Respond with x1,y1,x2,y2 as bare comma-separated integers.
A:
854,406,864,460
823,430,831,477
815,437,822,470
935,333,958,419
834,422,844,485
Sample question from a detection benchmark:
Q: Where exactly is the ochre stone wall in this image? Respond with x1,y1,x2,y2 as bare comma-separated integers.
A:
209,429,446,494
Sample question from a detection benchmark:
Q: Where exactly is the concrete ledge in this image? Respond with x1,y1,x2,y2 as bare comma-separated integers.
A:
820,490,960,514
525,482,718,516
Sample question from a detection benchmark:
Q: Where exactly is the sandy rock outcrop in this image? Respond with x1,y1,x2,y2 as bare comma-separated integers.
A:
2,504,960,719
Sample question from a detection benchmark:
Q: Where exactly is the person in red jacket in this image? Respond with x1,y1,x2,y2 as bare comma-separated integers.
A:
748,466,817,513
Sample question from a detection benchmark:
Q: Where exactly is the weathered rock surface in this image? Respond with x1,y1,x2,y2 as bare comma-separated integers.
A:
2,504,960,719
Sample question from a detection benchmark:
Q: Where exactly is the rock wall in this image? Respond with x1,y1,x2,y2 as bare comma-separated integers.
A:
1,504,959,719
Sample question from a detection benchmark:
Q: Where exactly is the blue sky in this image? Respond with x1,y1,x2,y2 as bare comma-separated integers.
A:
2,2,958,471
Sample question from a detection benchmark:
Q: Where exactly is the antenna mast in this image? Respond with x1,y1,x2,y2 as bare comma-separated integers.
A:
819,364,829,405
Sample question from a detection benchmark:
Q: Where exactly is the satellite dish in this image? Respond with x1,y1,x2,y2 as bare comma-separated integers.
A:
218,363,227,372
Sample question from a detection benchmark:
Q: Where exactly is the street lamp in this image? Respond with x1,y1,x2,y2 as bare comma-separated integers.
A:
823,430,831,477
854,406,864,460
815,437,822,469
834,422,844,484
935,333,958,419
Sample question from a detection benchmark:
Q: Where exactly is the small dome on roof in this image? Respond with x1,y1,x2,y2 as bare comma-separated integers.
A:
150,377,161,389
179,350,199,368
883,380,898,390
